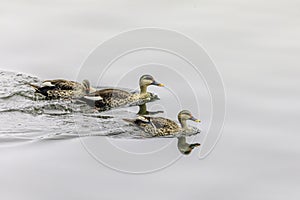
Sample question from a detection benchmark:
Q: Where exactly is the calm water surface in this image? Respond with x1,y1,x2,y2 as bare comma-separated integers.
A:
0,0,299,199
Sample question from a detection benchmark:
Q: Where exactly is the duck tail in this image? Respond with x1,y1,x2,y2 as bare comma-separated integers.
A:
27,83,40,91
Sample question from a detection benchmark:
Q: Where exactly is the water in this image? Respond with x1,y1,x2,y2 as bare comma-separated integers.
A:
0,70,200,144
0,0,300,199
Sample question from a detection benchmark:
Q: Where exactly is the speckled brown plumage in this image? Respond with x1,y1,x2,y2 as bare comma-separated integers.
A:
43,79,81,90
83,89,153,111
123,110,201,137
29,79,91,99
124,116,180,136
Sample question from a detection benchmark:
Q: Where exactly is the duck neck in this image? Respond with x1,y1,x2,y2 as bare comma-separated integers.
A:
179,118,188,130
140,85,148,94
138,104,147,115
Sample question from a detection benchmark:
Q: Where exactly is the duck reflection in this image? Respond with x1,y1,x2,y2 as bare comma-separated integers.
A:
177,136,200,155
137,103,164,116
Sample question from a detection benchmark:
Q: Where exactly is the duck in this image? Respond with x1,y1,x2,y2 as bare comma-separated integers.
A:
177,136,200,155
82,75,164,111
123,110,201,137
28,79,97,100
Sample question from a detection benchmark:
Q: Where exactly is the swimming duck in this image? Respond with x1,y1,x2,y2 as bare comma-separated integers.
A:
83,75,164,111
29,79,97,100
177,136,200,155
123,110,201,137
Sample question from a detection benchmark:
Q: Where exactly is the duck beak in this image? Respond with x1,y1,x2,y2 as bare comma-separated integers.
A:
191,116,201,123
152,80,164,87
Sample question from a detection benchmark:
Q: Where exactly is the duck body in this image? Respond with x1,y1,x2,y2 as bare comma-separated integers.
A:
123,110,201,137
123,116,180,136
29,79,92,100
33,85,78,99
83,88,156,111
82,75,163,111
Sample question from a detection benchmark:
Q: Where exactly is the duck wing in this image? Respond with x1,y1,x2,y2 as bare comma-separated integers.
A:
123,116,152,126
42,79,79,90
150,117,180,130
123,116,180,136
82,89,132,110
28,84,56,97
88,88,131,99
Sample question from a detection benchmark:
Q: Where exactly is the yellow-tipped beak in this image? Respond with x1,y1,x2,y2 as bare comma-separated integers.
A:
195,119,201,123
152,80,165,87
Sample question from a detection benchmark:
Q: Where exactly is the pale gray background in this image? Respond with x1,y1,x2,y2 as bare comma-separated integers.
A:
0,0,300,199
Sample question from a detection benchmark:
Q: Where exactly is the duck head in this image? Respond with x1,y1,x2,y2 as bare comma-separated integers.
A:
178,110,201,130
82,80,96,94
139,75,164,94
